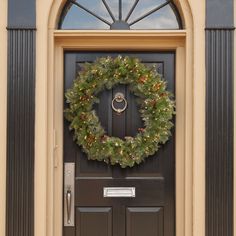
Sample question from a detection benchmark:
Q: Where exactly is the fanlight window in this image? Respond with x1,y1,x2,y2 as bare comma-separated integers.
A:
59,0,182,30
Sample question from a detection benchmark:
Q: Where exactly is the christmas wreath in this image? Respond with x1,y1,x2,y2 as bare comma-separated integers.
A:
65,56,175,168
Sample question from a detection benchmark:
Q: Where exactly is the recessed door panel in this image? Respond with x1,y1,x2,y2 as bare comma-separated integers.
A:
126,207,164,236
76,207,112,236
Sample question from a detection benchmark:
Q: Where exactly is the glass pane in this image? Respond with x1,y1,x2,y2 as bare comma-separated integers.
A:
122,0,136,20
128,0,167,22
75,0,113,22
59,0,182,30
130,5,180,29
105,0,119,20
60,4,110,29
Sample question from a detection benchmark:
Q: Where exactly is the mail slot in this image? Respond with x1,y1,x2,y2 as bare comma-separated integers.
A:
103,187,136,198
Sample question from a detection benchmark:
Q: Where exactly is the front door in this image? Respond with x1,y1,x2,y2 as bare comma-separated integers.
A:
63,52,175,236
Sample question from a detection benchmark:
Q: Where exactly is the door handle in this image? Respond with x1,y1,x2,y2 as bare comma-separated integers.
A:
112,92,128,114
64,163,75,226
66,189,72,224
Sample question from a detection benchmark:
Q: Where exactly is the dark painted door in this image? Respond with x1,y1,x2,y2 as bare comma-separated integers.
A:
64,52,175,236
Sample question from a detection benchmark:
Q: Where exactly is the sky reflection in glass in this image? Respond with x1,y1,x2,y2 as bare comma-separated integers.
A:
130,5,179,29
59,0,181,30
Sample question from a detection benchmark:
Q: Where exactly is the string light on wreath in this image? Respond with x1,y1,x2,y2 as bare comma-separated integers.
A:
65,56,175,168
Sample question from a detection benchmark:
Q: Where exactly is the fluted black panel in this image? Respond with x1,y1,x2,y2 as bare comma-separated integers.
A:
206,29,234,236
8,0,36,28
206,0,234,28
6,29,36,236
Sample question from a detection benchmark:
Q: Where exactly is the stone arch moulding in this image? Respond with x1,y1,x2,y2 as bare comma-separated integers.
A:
34,1,205,236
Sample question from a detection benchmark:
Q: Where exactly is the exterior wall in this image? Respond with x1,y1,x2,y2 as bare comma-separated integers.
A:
0,0,7,236
0,0,233,236
235,4,236,236
233,1,236,233
235,3,236,235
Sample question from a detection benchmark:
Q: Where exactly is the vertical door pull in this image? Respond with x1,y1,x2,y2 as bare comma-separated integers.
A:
64,163,75,226
66,190,72,224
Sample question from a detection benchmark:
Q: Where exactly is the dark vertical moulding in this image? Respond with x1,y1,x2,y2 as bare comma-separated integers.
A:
7,0,36,235
206,0,234,233
6,29,36,236
8,0,36,28
206,29,234,236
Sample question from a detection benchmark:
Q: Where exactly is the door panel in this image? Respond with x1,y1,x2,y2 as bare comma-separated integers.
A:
76,208,112,236
64,52,175,236
126,207,164,236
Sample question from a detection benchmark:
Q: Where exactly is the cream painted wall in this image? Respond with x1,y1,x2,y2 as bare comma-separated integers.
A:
34,1,205,236
0,0,7,235
187,1,206,236
0,0,225,234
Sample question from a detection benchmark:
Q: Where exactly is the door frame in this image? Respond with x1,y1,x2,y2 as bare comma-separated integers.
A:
41,30,192,236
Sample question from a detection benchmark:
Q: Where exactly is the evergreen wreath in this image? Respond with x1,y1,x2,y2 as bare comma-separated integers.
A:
65,56,175,168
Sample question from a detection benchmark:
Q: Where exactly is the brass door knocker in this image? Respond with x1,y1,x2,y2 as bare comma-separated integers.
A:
111,92,128,114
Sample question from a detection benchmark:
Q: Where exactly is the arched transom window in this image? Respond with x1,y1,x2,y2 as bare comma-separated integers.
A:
59,0,182,30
